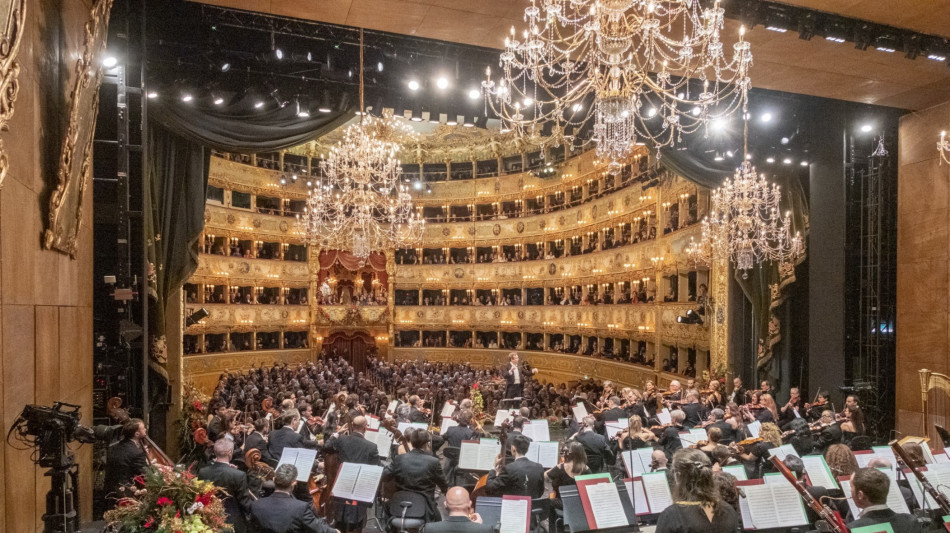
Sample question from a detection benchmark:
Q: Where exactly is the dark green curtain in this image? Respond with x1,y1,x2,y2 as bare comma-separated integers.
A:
144,96,353,377
658,147,810,381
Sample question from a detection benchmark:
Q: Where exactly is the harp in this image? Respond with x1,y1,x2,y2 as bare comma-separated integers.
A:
920,368,950,447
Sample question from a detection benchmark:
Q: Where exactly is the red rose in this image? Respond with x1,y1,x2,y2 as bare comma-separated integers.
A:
133,475,145,486
156,496,173,507
193,401,202,411
472,383,479,390
196,492,213,506
175,510,181,519
144,517,155,528
118,498,135,507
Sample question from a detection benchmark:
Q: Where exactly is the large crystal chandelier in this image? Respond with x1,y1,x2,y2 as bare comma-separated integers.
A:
688,122,803,277
483,0,752,173
297,30,424,265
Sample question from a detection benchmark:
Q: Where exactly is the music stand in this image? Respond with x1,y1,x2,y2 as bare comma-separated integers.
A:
560,482,639,532
499,398,522,410
474,496,503,529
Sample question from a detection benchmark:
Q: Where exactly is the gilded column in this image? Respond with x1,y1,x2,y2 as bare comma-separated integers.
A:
710,252,730,379
386,250,396,361
308,244,322,362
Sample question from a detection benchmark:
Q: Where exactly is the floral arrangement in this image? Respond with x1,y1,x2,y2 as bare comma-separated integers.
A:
469,382,484,418
104,465,232,533
176,382,209,463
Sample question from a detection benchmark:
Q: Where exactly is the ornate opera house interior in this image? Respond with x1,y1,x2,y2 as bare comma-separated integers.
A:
4,0,950,532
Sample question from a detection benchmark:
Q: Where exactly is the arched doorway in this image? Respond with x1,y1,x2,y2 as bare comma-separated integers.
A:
322,331,376,372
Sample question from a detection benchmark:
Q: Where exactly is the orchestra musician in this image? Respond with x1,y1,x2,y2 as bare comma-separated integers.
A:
407,395,429,423
704,380,724,410
643,380,661,419
207,400,229,442
666,380,683,403
600,396,627,422
814,410,843,449
197,439,253,533
839,395,866,437
443,410,480,481
324,416,380,533
570,416,614,473
755,393,779,424
423,487,493,533
485,434,545,498
384,429,448,523
658,410,687,460
103,418,149,505
249,464,340,533
705,409,735,446
681,391,706,428
778,387,805,430
545,442,591,509
268,410,318,466
502,352,536,400
729,377,747,405
615,414,657,451
847,468,920,532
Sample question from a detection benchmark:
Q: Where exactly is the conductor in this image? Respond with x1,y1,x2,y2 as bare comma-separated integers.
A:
502,352,536,400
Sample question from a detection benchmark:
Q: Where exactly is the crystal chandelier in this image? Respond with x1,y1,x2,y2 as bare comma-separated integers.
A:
297,30,424,265
483,0,753,173
940,130,950,165
688,123,803,277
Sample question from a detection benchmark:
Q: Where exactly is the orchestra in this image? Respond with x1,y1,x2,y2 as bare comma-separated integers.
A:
99,355,944,532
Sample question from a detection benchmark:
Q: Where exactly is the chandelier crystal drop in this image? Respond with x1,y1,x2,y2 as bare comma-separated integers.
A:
688,160,803,277
483,0,752,173
296,28,424,265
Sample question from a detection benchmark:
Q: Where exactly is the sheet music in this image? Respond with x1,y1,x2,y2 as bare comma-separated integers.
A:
386,400,398,416
441,402,457,418
586,481,629,528
440,418,459,435
640,471,673,514
397,421,428,434
459,441,481,470
460,439,501,471
678,430,708,448
621,449,654,476
366,415,380,430
871,446,899,468
625,478,651,515
522,419,550,442
572,403,589,423
738,482,808,529
656,409,672,425
923,444,937,464
526,441,559,468
801,455,839,489
364,427,393,459
499,495,530,533
605,418,628,436
907,463,950,509
771,482,809,527
768,444,797,462
330,463,384,503
495,409,518,427
276,447,318,482
721,464,748,481
746,420,761,438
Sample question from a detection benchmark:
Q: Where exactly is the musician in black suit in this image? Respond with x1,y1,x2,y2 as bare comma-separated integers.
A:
816,410,843,449
250,464,340,533
847,468,920,532
384,428,448,522
244,418,271,462
207,400,229,442
502,352,535,399
778,387,805,431
601,396,627,422
729,377,748,405
407,395,429,424
706,409,735,445
198,439,253,533
443,410,480,449
571,416,615,473
486,434,545,498
680,391,706,428
658,410,686,460
324,416,379,533
268,409,318,461
424,487,494,533
103,418,149,505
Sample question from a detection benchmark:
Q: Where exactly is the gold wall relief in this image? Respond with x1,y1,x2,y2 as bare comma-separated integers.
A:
0,0,26,190
43,0,114,257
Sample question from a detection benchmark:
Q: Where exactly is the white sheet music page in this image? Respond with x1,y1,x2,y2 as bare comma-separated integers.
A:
656,409,672,425
440,418,459,435
526,441,559,468
746,421,761,438
441,402,456,418
801,455,839,489
572,403,589,422
495,409,517,427
585,481,629,528
721,464,748,481
499,496,530,533
625,478,651,515
605,419,628,436
350,464,384,503
525,419,550,441
331,462,361,499
741,484,780,529
768,444,797,462
477,439,502,471
276,447,316,482
366,415,380,430
770,482,809,527
459,440,481,470
640,471,673,514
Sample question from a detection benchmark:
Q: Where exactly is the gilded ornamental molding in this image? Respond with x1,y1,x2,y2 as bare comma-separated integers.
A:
0,0,25,191
44,0,114,257
184,303,310,334
313,304,390,327
204,204,305,243
191,254,310,287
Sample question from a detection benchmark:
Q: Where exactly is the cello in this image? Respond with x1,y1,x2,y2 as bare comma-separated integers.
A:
471,419,511,505
106,397,175,467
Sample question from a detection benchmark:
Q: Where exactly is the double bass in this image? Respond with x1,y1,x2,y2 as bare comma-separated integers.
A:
106,397,175,468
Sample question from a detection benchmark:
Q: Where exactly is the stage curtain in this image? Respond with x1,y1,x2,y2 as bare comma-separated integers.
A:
658,147,810,382
142,96,353,387
317,250,388,286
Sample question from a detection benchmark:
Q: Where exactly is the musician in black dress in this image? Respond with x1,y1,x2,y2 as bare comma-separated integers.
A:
545,442,591,509
655,448,740,533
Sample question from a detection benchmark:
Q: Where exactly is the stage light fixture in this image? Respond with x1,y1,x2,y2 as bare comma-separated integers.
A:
296,101,310,118
783,158,792,164
408,80,420,91
766,157,775,163
800,160,809,166
436,77,449,90
463,116,475,127
781,137,789,145
410,109,423,122
102,55,118,68
413,181,423,190
860,124,873,133
714,153,724,162
928,53,947,61
378,61,384,72
522,97,533,107
446,115,458,126
146,91,158,99
572,103,583,112
761,112,772,123
825,36,846,43
213,95,224,105
220,61,231,72
468,89,480,100
181,93,193,102
254,100,265,109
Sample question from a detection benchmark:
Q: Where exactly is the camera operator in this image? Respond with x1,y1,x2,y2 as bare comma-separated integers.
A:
103,418,148,505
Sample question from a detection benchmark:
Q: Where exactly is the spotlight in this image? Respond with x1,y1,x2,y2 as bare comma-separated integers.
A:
408,80,420,91
181,93,194,102
761,112,772,122
676,309,703,325
711,118,728,131
691,106,701,116
860,124,873,133
766,25,788,33
766,157,775,163
146,91,158,99
220,61,231,72
436,77,449,90
274,48,284,60
296,101,310,118
446,115,459,126
413,181,423,190
377,61,384,72
254,100,265,109
875,46,895,53
800,160,809,167
781,137,789,145
213,95,224,105
307,51,313,61
782,158,792,164
428,111,440,124
825,36,846,43
280,177,287,185
714,153,724,162
726,150,734,158
468,89,480,100
102,55,118,68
